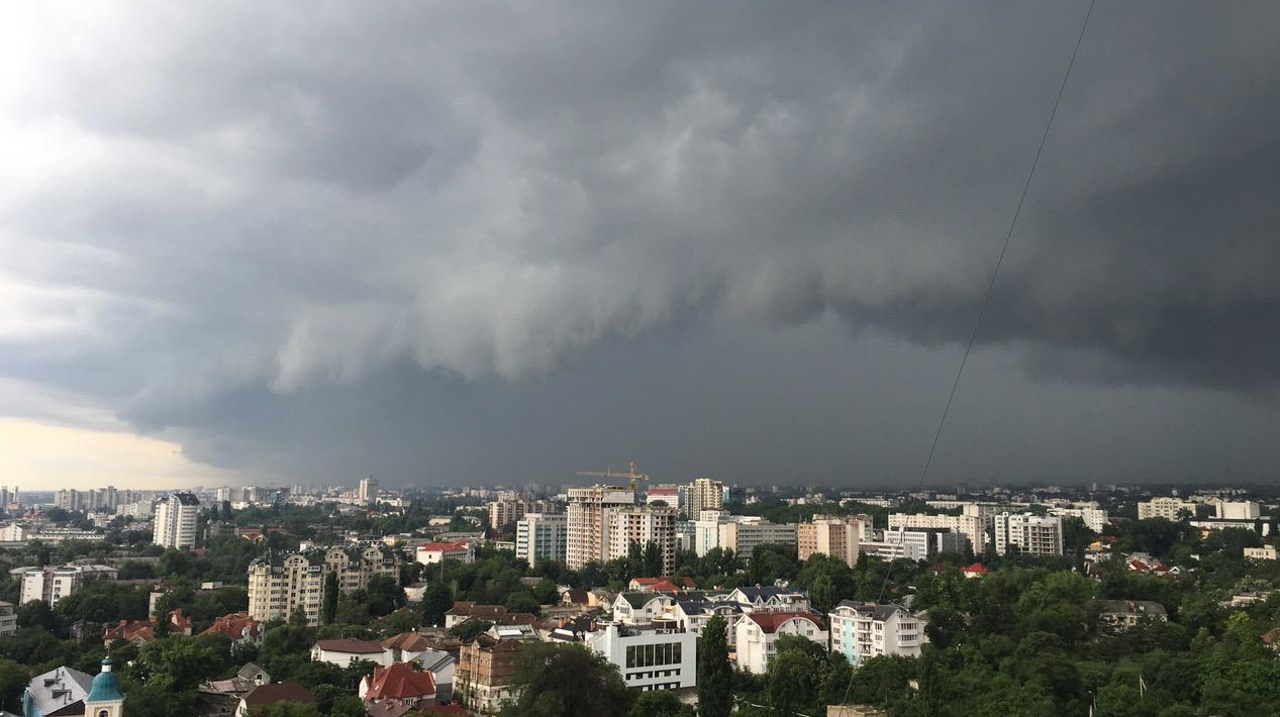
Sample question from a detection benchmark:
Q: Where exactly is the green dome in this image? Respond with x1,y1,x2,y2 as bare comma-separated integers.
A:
86,660,123,704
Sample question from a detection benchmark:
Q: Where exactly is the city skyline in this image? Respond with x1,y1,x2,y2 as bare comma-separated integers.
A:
2,2,1279,489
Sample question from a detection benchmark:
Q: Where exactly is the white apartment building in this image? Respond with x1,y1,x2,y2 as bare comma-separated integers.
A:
1048,506,1108,533
246,545,398,625
1137,497,1198,521
693,512,797,559
12,564,118,606
0,602,16,637
515,513,567,566
993,513,1063,556
153,492,200,550
566,487,635,569
1245,546,1278,561
858,528,965,562
1217,501,1262,520
358,476,379,505
606,505,677,576
797,516,866,567
734,612,828,674
829,601,927,668
685,478,724,520
587,621,697,691
888,513,985,553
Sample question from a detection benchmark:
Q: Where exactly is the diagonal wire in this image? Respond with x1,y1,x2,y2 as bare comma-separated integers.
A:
871,0,1098,601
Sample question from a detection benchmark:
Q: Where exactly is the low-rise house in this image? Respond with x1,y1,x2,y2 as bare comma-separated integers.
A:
725,586,811,613
673,600,743,642
828,601,927,668
102,610,193,648
311,639,391,667
960,563,990,579
1245,545,1278,561
611,592,678,624
202,613,265,646
735,612,828,674
1097,600,1168,634
628,577,697,593
416,542,475,566
23,665,93,717
403,582,429,603
360,663,438,707
444,602,510,629
204,663,271,695
237,682,314,717
456,636,524,715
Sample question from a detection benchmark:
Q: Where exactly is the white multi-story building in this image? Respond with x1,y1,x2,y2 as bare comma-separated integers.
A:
888,513,986,553
246,545,398,625
566,487,635,569
858,528,965,562
1217,501,1262,520
12,564,118,606
586,621,697,691
684,478,724,520
358,476,379,505
515,513,567,566
1137,498,1198,521
993,513,1063,556
153,493,200,550
828,601,927,667
734,612,828,674
0,602,16,637
606,505,677,576
1048,506,1108,533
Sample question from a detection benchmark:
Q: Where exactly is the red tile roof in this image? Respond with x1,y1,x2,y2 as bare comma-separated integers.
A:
745,612,826,634
203,612,264,641
363,663,437,701
382,632,435,652
418,542,470,553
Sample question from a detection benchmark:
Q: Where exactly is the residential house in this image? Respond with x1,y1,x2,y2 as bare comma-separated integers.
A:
311,639,391,668
202,612,265,646
735,612,828,674
611,592,678,624
416,542,475,566
1097,600,1168,634
237,682,314,717
724,586,810,613
359,663,437,706
828,601,927,668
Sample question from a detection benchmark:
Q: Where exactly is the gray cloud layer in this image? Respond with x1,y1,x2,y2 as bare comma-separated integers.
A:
2,1,1278,485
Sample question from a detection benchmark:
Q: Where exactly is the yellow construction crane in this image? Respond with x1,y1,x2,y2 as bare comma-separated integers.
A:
575,461,651,493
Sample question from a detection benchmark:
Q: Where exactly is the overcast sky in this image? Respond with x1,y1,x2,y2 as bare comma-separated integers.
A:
2,1,1279,491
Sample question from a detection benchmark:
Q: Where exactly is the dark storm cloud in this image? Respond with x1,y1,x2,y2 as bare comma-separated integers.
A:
2,1,1279,483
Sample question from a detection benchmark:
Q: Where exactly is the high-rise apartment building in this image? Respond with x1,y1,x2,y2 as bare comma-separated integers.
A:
684,478,724,520
993,513,1063,556
246,545,398,625
515,513,568,566
358,476,379,505
153,493,200,550
605,505,678,575
488,499,527,531
566,486,635,569
797,516,866,567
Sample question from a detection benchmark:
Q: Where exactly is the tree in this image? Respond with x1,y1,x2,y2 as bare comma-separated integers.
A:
420,581,453,627
698,616,733,717
503,643,631,717
0,659,30,713
628,690,693,717
321,572,339,625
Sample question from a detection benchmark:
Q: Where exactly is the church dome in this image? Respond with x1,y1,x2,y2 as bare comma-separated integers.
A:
86,659,124,703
